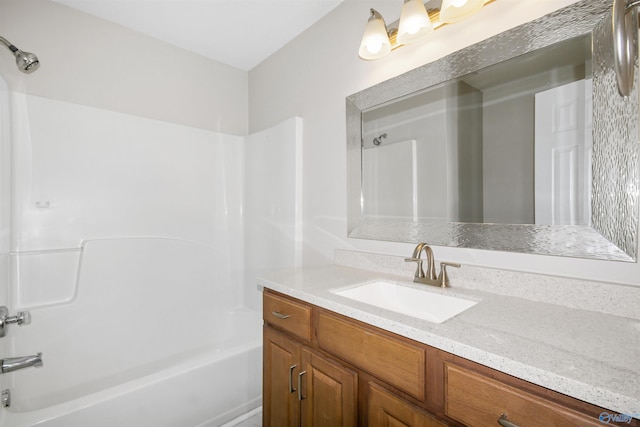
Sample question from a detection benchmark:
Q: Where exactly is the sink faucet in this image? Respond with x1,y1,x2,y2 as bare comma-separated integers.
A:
405,242,436,282
405,243,460,288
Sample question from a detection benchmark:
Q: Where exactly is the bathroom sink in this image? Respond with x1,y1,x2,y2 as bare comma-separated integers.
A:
331,281,477,324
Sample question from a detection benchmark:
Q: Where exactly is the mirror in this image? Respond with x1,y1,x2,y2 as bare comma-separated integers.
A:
346,0,638,261
361,35,592,226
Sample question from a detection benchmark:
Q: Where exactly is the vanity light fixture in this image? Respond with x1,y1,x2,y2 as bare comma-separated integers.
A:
358,0,494,60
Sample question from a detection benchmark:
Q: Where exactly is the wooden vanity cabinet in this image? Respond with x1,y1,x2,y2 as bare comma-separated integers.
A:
264,289,634,427
263,291,358,427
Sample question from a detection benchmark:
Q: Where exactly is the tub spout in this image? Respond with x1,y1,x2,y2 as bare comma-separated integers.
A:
1,352,43,373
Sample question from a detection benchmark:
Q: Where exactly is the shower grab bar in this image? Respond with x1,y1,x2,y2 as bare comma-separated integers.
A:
0,306,32,338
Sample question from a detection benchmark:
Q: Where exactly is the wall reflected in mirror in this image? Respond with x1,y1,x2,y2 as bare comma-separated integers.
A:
361,34,592,227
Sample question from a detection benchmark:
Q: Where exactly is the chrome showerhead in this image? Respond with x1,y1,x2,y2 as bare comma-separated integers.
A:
0,36,40,74
13,49,39,73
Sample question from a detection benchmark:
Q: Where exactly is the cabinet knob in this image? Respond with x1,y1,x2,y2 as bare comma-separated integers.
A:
498,413,520,427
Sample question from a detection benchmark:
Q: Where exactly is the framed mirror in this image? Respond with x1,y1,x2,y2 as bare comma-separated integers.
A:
346,0,638,261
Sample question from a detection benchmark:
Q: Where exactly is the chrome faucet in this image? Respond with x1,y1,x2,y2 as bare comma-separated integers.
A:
405,243,460,288
0,306,31,338
1,353,43,374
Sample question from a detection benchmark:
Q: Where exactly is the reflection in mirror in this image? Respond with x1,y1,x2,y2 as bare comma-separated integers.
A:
362,35,592,226
347,0,638,261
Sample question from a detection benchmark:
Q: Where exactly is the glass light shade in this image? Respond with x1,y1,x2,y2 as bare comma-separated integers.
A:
358,10,392,60
439,0,484,24
397,0,433,45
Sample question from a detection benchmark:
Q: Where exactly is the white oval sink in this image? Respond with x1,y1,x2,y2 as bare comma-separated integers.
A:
331,280,477,324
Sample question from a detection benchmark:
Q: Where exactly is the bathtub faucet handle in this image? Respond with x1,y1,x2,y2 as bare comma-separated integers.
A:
0,306,32,338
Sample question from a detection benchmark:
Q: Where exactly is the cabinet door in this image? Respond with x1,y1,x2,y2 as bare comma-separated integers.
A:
368,382,448,427
300,348,358,427
264,326,301,427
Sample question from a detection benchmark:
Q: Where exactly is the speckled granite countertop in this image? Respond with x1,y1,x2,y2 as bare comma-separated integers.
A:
257,265,640,419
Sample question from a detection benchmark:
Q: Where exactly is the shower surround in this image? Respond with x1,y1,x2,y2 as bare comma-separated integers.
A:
0,82,302,425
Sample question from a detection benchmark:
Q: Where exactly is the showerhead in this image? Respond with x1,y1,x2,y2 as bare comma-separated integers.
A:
0,36,40,74
14,49,40,73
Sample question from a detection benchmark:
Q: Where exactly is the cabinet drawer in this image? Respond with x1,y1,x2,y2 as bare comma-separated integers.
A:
444,363,602,427
263,292,311,341
317,311,425,401
368,382,447,427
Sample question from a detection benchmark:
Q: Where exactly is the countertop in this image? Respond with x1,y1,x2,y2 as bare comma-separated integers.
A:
257,265,640,419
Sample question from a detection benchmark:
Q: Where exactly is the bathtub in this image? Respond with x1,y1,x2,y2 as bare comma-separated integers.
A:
2,308,262,427
2,238,263,427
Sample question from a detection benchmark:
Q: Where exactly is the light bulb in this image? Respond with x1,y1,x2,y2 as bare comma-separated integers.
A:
366,40,383,54
440,0,484,23
405,19,421,35
397,0,433,45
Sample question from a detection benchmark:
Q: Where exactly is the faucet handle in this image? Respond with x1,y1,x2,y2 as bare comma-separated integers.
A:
404,257,425,278
437,262,461,288
0,307,32,338
6,311,31,327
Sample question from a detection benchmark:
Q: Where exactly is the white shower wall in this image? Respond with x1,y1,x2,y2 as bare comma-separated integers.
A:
7,91,302,312
243,117,303,310
8,93,250,310
0,74,11,427
0,77,9,257
12,94,244,251
0,84,301,425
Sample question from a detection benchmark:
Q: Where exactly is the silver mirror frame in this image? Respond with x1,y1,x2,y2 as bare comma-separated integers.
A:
346,0,639,261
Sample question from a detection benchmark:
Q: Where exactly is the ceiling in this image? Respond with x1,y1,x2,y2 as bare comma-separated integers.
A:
51,0,344,71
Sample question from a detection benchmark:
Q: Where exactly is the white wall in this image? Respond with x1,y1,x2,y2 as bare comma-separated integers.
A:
0,0,248,136
249,0,640,287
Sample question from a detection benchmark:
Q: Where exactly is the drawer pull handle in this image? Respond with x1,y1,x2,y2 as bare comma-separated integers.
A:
498,413,520,427
298,370,307,401
271,311,290,319
289,365,297,393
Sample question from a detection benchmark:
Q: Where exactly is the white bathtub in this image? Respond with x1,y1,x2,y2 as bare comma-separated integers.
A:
2,238,263,427
2,309,262,427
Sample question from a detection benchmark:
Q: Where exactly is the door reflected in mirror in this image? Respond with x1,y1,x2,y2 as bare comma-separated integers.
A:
361,34,592,227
